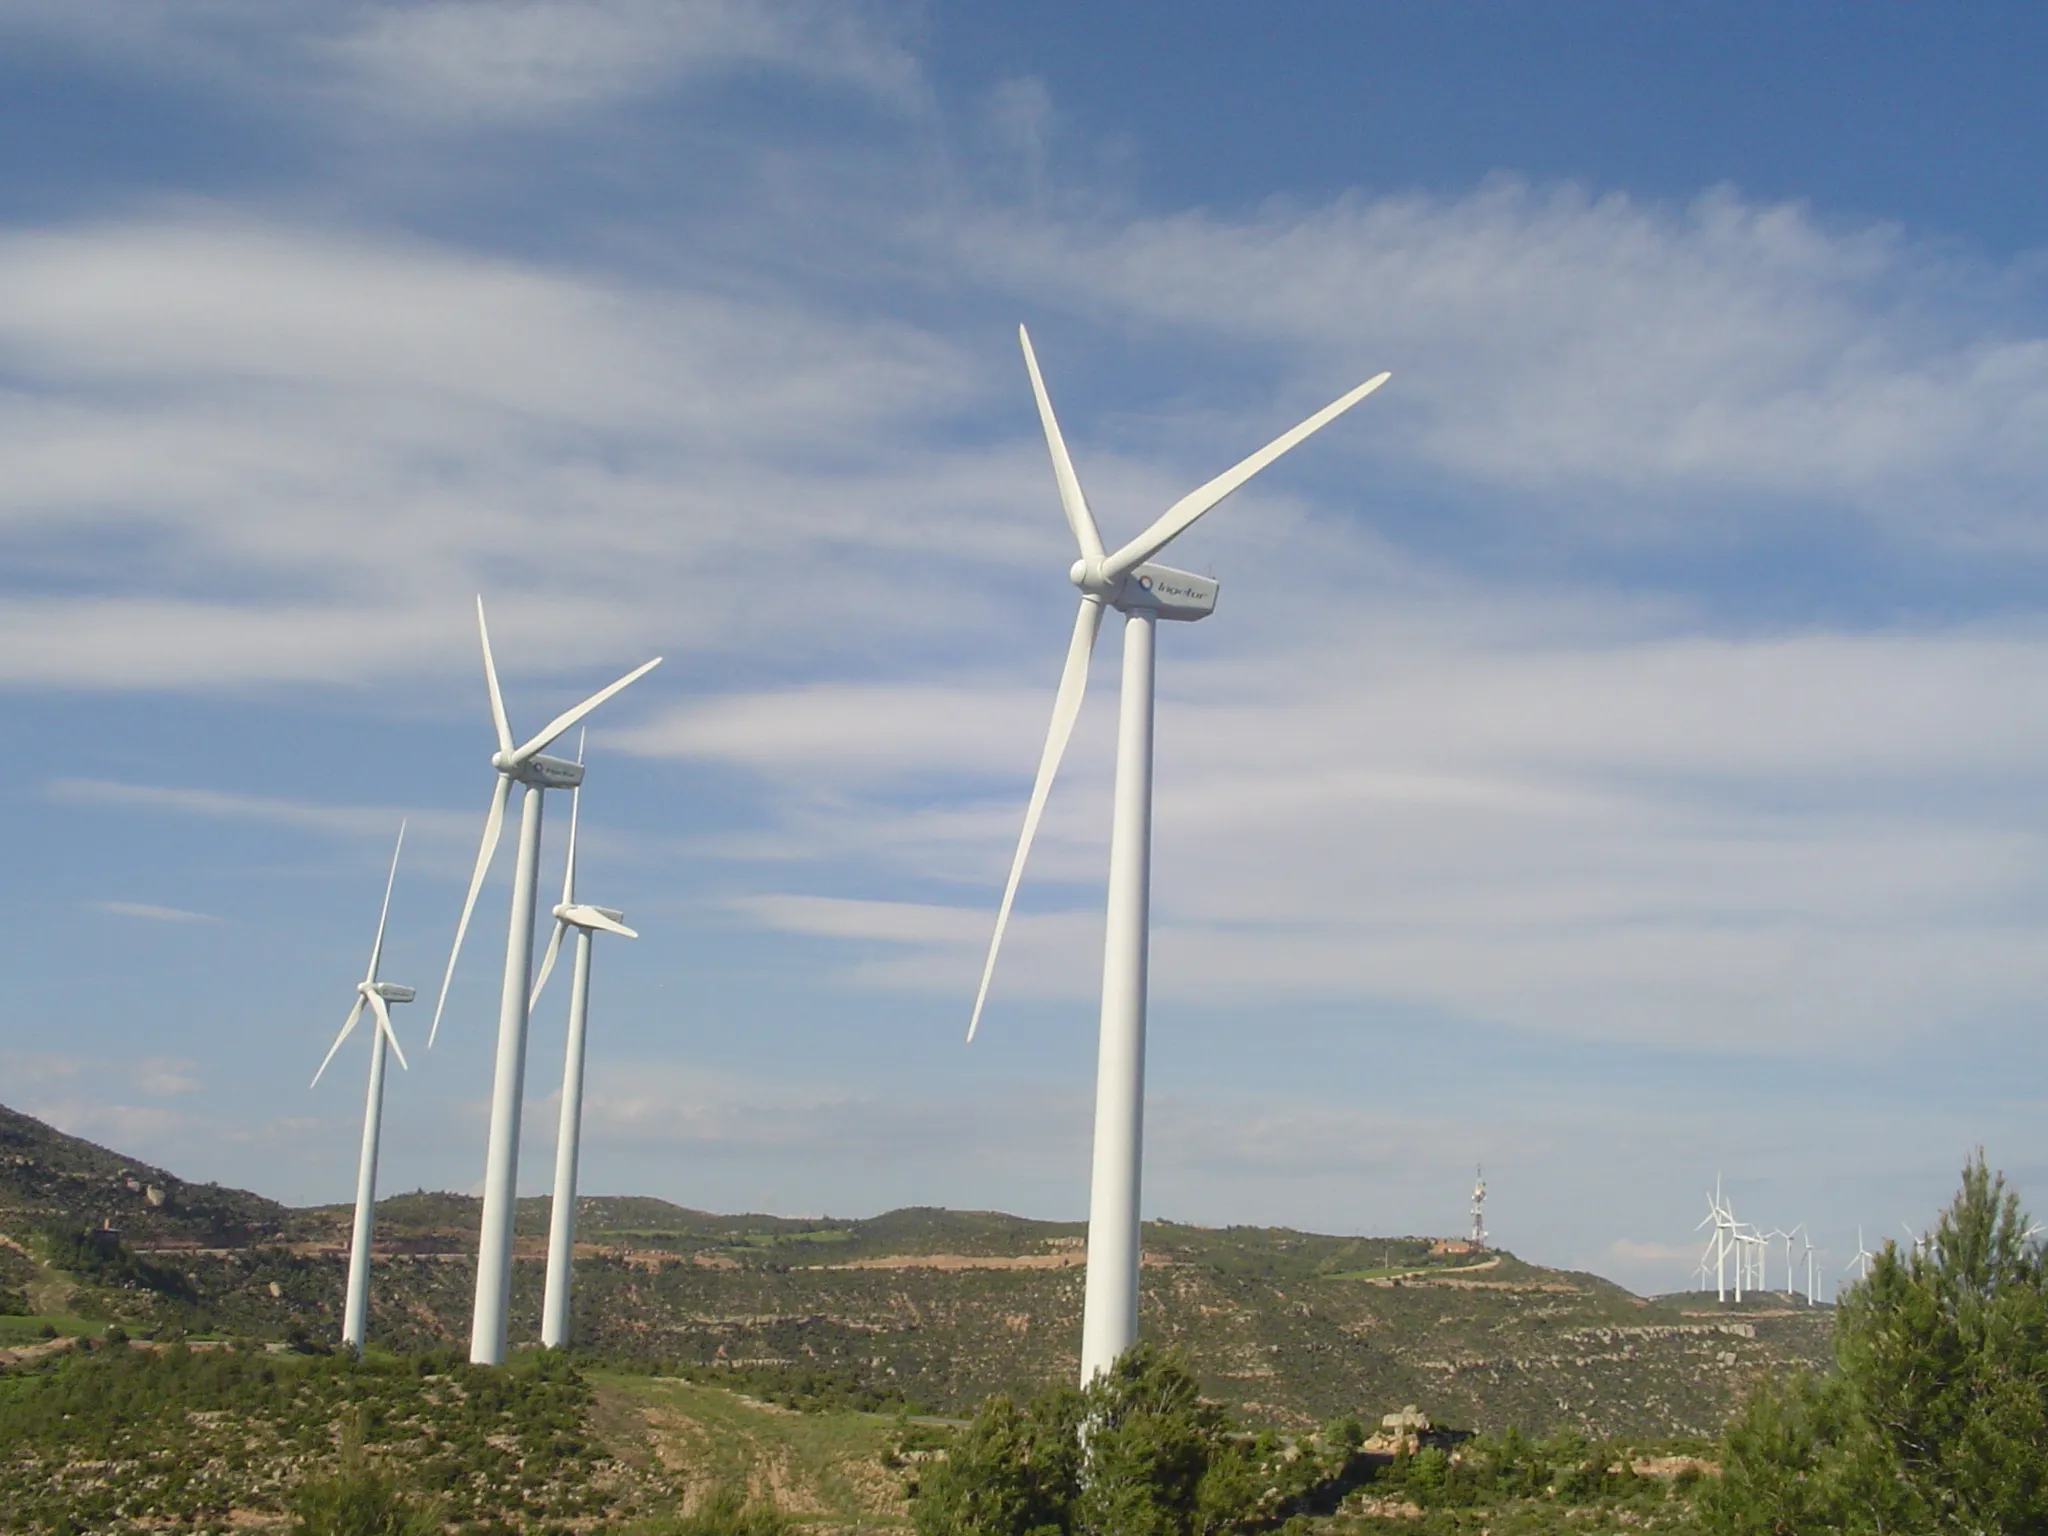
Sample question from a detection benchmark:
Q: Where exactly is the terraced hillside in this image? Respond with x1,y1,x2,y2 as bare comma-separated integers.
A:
1,1103,1828,1437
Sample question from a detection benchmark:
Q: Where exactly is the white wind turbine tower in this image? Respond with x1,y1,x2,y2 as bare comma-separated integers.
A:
1763,1227,1793,1294
311,822,415,1352
969,326,1388,1386
1724,1201,1752,1303
1798,1228,1822,1307
1776,1226,1801,1297
432,598,661,1365
528,751,638,1350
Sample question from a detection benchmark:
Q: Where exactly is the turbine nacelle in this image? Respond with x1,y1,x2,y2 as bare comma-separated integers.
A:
1069,558,1218,620
364,981,416,1005
499,752,585,790
553,901,637,938
1117,562,1217,621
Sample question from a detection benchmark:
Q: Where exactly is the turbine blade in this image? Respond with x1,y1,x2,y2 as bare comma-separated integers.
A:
364,819,406,984
311,998,366,1089
529,918,567,1011
513,657,662,763
580,910,637,939
368,991,409,1073
967,595,1104,1042
1101,370,1391,581
477,596,514,758
430,774,511,1048
1018,325,1105,565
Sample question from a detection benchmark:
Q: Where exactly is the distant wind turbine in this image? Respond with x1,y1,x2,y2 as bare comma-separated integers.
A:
1764,1227,1794,1295
1696,1180,1736,1303
1799,1229,1823,1307
969,325,1387,1385
434,597,660,1365
1844,1226,1875,1285
529,754,638,1351
311,822,414,1352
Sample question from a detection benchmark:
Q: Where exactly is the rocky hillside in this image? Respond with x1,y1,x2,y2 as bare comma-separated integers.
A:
0,1103,1829,1436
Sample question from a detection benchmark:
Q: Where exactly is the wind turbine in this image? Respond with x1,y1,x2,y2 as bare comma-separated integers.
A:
1695,1192,1729,1303
433,598,660,1365
529,752,638,1350
969,325,1387,1385
1844,1226,1875,1285
311,822,414,1352
1696,1180,1738,1303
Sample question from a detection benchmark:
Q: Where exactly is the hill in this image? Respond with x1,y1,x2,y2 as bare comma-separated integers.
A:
0,1102,1829,1438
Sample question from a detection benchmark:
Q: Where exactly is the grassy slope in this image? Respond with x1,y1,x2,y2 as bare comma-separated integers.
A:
593,1372,914,1529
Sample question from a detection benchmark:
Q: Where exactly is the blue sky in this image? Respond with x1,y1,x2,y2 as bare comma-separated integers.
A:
4,1,2048,1299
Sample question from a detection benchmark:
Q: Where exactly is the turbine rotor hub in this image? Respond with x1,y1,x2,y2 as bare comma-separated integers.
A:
1070,558,1121,601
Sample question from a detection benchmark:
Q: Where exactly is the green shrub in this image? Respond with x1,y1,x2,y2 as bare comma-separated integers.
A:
910,1344,1262,1536
288,1414,443,1536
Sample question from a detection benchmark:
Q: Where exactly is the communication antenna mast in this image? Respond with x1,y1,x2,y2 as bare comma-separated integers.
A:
1470,1165,1488,1247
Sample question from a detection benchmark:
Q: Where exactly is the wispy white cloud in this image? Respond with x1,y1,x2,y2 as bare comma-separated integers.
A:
1,1051,202,1096
55,778,443,839
952,181,2048,546
0,1,925,126
324,0,925,124
46,779,525,885
698,615,2048,1052
1608,1239,1700,1264
89,899,225,925
0,214,1019,689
